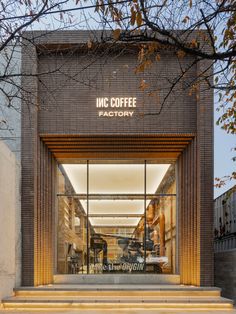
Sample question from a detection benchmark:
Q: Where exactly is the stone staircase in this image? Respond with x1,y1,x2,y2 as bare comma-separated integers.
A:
1,284,234,311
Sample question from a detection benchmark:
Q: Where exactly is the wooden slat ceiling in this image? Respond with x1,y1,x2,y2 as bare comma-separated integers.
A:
40,134,195,161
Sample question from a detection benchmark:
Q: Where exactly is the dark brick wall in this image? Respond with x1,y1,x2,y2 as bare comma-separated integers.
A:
197,59,214,286
38,51,197,134
21,41,38,286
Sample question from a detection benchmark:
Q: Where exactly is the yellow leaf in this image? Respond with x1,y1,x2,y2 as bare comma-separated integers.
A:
131,9,136,26
190,38,198,48
189,0,192,8
113,29,121,40
138,47,145,62
87,40,92,49
156,53,161,61
177,50,186,58
135,63,145,73
136,11,142,27
139,79,148,91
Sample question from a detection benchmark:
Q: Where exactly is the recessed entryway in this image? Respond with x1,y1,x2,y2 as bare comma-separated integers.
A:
56,160,177,278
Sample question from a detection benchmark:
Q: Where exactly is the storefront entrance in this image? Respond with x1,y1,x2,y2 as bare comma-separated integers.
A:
57,160,177,276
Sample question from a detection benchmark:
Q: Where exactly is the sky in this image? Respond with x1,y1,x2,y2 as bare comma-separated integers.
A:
214,107,235,199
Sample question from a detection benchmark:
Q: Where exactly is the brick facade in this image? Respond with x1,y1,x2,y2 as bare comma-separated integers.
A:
21,30,213,286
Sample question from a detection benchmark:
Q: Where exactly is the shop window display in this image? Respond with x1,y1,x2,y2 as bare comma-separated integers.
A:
57,161,176,274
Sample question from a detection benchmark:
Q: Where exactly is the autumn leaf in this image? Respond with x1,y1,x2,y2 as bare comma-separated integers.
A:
139,79,148,91
156,54,161,61
136,11,142,26
189,0,192,8
136,60,152,73
182,16,189,23
87,40,92,49
131,9,136,26
113,29,121,40
135,63,146,73
176,50,186,58
190,38,199,48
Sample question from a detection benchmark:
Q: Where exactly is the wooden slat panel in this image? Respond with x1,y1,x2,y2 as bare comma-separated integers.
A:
51,149,183,152
43,139,191,142
46,143,188,148
40,134,194,161
54,152,181,160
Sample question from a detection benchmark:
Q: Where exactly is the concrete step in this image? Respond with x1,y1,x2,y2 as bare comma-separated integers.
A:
14,285,222,297
2,285,234,311
2,297,234,310
54,274,181,285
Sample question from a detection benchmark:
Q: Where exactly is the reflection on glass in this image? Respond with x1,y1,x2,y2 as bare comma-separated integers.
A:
57,161,176,275
57,165,88,274
144,163,176,274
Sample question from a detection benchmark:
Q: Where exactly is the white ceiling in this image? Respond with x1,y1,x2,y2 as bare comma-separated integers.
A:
89,217,141,227
62,163,170,227
88,200,144,215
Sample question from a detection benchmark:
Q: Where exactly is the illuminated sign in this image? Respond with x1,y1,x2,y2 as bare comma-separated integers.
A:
96,97,136,117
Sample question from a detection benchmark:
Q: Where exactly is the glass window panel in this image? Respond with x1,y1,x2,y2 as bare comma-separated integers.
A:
62,164,87,194
57,163,88,274
144,162,176,274
57,160,177,275
146,164,171,194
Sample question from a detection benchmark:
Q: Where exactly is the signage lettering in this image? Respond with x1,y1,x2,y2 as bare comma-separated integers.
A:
96,97,136,117
98,111,134,117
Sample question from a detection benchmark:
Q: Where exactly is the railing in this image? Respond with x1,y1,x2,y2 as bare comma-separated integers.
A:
214,234,236,252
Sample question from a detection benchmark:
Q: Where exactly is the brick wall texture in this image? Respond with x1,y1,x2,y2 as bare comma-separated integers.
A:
21,30,213,286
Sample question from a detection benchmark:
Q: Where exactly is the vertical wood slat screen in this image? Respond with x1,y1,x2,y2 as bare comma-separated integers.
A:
178,138,202,286
34,141,56,286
